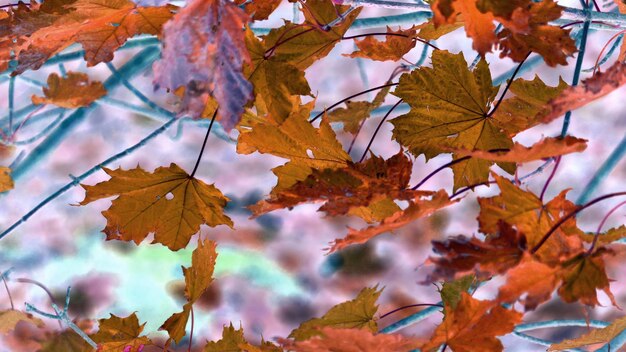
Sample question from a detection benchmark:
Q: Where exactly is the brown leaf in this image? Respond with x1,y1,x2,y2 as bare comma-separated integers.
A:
422,293,523,352
235,0,282,21
452,136,587,163
540,61,626,124
548,315,626,351
204,323,282,351
289,286,382,341
31,72,106,108
1,0,175,73
282,327,423,352
160,238,218,343
346,26,418,62
326,84,390,134
558,249,617,307
249,151,415,221
79,164,232,251
497,254,561,310
427,221,527,281
329,190,455,252
90,313,151,352
154,0,252,130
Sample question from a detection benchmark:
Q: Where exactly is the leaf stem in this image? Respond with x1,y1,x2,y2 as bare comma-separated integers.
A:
188,306,195,352
379,303,443,319
531,191,626,254
486,52,530,118
190,109,218,178
358,99,403,162
539,156,561,202
2,275,13,310
310,82,398,123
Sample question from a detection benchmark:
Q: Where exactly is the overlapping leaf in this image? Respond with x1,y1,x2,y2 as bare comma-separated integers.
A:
421,293,523,352
0,0,175,73
549,315,626,351
204,323,281,351
329,189,455,252
540,61,626,124
79,164,232,251
430,0,575,65
346,26,419,62
249,150,415,219
392,50,567,190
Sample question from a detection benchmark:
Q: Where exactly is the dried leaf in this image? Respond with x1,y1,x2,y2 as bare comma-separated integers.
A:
558,249,617,307
428,221,527,281
329,190,455,252
326,84,391,134
497,254,561,310
160,239,218,343
580,225,626,246
346,26,418,62
32,72,106,108
1,0,175,73
392,50,563,190
204,323,282,352
282,327,423,352
90,313,151,352
289,286,382,341
452,136,587,163
79,164,232,251
249,151,415,221
540,61,626,124
548,315,626,351
154,0,252,130
237,100,351,193
422,293,522,352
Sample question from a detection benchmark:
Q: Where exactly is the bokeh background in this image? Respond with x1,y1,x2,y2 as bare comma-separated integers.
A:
1,0,626,350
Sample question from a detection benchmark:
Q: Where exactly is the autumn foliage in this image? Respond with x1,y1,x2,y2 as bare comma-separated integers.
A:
2,0,626,351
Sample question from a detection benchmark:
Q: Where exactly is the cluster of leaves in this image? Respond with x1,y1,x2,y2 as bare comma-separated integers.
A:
3,0,626,351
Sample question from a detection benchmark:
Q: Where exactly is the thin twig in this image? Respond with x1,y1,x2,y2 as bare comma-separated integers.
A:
190,109,218,178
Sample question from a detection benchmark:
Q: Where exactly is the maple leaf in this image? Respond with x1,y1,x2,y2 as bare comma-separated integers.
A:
237,100,351,193
497,250,617,310
548,315,626,351
89,313,151,352
346,26,419,62
326,83,391,134
204,323,282,351
430,0,575,65
244,0,361,121
558,249,617,307
79,163,232,251
496,254,561,310
1,0,175,73
161,239,218,343
392,50,565,190
0,166,13,193
0,310,44,334
329,190,455,252
427,221,527,281
477,174,584,265
235,0,282,21
154,0,252,131
249,151,415,220
414,19,464,41
289,286,382,341
452,136,587,163
496,0,577,66
422,293,522,352
245,28,312,121
262,0,361,70
31,72,106,109
281,327,423,352
40,329,94,352
540,61,626,124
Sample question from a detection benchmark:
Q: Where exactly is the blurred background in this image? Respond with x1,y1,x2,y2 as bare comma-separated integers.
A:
0,0,626,350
